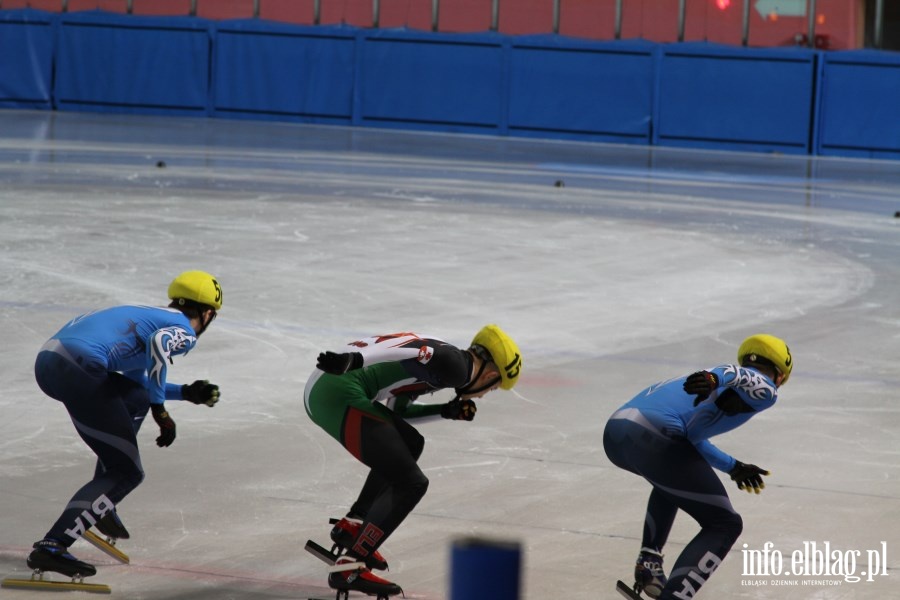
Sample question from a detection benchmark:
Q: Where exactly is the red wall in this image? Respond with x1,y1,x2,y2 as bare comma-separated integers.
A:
3,0,861,49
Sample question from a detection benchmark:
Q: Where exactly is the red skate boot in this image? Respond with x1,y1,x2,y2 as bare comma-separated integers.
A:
329,517,389,570
328,555,402,600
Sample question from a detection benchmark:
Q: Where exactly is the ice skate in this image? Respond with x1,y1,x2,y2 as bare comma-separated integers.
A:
2,540,111,593
1,572,111,594
615,579,641,600
26,539,96,579
95,510,130,540
82,510,130,564
82,530,130,564
327,555,402,600
634,547,667,598
329,517,389,570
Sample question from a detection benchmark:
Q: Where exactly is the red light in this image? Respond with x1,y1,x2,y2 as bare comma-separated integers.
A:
716,0,730,9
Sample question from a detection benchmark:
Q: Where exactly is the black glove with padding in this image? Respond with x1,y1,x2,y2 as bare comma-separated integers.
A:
441,398,477,421
182,380,220,407
316,351,364,375
151,403,176,447
683,370,719,405
729,460,769,494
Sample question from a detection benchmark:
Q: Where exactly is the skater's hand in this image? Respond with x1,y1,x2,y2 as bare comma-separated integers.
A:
683,370,719,405
729,460,769,494
182,380,220,407
151,404,176,447
441,398,477,421
316,351,363,375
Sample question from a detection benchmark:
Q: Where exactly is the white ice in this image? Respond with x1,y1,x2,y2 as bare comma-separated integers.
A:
0,110,898,599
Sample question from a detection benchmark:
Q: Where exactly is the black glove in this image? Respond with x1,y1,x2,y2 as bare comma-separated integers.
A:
729,460,769,494
182,380,220,407
441,398,477,421
150,404,176,447
683,370,719,405
316,351,363,375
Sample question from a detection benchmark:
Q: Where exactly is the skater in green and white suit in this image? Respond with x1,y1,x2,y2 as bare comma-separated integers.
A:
304,325,522,596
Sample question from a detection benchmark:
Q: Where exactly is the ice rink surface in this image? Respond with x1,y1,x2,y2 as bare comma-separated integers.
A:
0,109,898,600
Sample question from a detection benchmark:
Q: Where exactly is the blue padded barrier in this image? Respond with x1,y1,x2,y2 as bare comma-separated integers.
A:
55,11,212,115
0,10,55,108
817,51,900,160
1,9,898,160
507,36,656,144
213,21,357,124
357,29,507,133
656,44,818,155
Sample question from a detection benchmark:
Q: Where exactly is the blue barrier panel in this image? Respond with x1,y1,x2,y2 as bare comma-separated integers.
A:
0,10,55,109
3,9,898,160
213,21,357,124
358,29,506,133
817,51,900,160
55,11,211,115
656,44,817,154
508,37,655,144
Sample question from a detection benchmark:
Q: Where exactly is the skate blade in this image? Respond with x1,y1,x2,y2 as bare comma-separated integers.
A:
616,580,641,600
326,560,365,573
2,576,111,594
305,539,339,566
83,530,130,564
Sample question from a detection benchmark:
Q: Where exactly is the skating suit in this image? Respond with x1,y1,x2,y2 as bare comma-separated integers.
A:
608,363,777,472
304,332,472,561
304,332,471,442
34,305,199,546
603,364,778,600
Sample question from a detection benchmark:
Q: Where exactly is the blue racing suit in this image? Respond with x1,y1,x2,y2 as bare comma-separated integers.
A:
34,305,199,546
603,364,778,600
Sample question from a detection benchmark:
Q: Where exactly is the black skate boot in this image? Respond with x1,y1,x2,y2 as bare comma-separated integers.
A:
328,555,402,599
27,539,96,579
95,510,130,540
330,517,389,570
634,547,666,598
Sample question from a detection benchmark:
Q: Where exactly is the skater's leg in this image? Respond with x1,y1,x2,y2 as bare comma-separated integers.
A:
90,376,150,539
605,418,677,552
643,488,678,552
340,408,428,562
348,412,425,520
348,470,389,520
36,356,146,547
656,491,742,600
637,448,742,600
604,420,742,599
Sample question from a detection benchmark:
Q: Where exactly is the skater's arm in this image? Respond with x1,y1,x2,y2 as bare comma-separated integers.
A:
316,333,433,374
165,382,185,400
693,439,736,472
318,336,470,389
393,400,446,419
716,364,777,410
146,325,197,403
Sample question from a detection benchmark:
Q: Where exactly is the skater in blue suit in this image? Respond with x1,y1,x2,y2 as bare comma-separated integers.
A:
604,334,792,600
26,271,223,579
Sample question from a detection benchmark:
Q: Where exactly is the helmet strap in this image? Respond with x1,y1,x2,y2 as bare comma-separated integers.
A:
454,350,499,399
194,309,216,336
171,299,216,336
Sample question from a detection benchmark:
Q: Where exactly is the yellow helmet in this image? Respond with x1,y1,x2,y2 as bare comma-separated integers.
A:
738,334,792,385
168,271,223,310
471,324,522,390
